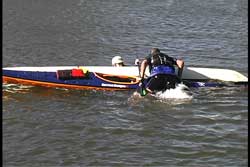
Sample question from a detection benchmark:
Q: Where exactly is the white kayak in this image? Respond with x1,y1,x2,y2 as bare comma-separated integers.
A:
3,66,248,82
2,66,248,91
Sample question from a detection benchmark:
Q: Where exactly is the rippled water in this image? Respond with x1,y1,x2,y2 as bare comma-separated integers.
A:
3,0,248,166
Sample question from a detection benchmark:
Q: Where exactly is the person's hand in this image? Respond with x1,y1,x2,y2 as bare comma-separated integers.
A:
136,77,142,82
138,77,144,83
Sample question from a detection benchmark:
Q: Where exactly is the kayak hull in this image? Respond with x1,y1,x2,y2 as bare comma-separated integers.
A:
3,69,139,90
3,66,248,90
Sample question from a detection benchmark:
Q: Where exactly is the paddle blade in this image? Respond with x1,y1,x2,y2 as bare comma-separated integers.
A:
139,82,147,96
141,88,147,96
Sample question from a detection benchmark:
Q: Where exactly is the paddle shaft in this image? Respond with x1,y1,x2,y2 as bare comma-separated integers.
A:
136,59,147,96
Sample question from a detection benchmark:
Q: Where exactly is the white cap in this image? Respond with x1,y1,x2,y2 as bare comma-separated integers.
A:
112,56,124,65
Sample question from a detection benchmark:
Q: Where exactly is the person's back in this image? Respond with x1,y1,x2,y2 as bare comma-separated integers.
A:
140,48,184,94
148,49,176,76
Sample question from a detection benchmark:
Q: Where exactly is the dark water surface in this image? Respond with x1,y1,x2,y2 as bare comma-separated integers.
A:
3,0,248,166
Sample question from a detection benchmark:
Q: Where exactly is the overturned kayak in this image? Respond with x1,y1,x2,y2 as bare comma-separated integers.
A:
2,66,248,90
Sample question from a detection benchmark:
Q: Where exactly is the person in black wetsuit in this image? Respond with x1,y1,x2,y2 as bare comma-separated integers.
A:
140,48,184,94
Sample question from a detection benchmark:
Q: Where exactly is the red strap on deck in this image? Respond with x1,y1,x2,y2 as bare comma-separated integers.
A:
71,69,85,77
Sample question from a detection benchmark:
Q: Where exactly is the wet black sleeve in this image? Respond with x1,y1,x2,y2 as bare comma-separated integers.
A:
162,53,177,66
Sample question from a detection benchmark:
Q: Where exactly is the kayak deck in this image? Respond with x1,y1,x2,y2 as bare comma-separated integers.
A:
2,66,248,90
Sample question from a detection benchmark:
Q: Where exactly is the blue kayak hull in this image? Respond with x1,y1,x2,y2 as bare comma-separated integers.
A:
3,68,246,90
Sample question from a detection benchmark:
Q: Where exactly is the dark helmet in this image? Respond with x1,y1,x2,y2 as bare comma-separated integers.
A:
151,48,160,55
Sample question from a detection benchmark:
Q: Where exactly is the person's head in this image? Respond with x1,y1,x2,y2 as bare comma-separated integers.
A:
151,48,160,55
112,56,124,67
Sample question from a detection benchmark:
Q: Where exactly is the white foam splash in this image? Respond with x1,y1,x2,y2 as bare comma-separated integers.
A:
154,83,193,99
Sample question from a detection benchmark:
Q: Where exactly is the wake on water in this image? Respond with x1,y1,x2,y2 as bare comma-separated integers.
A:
4,83,193,105
130,83,193,105
153,83,193,100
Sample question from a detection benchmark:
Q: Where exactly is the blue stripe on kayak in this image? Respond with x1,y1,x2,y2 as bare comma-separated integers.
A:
3,70,138,89
4,70,241,89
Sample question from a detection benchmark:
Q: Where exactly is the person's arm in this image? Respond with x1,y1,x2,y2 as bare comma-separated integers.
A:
140,59,155,94
176,59,184,79
140,59,148,79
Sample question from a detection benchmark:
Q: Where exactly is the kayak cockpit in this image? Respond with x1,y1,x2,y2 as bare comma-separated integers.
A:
94,72,139,84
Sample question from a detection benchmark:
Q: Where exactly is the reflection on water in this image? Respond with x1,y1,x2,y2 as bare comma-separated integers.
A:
3,83,34,93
